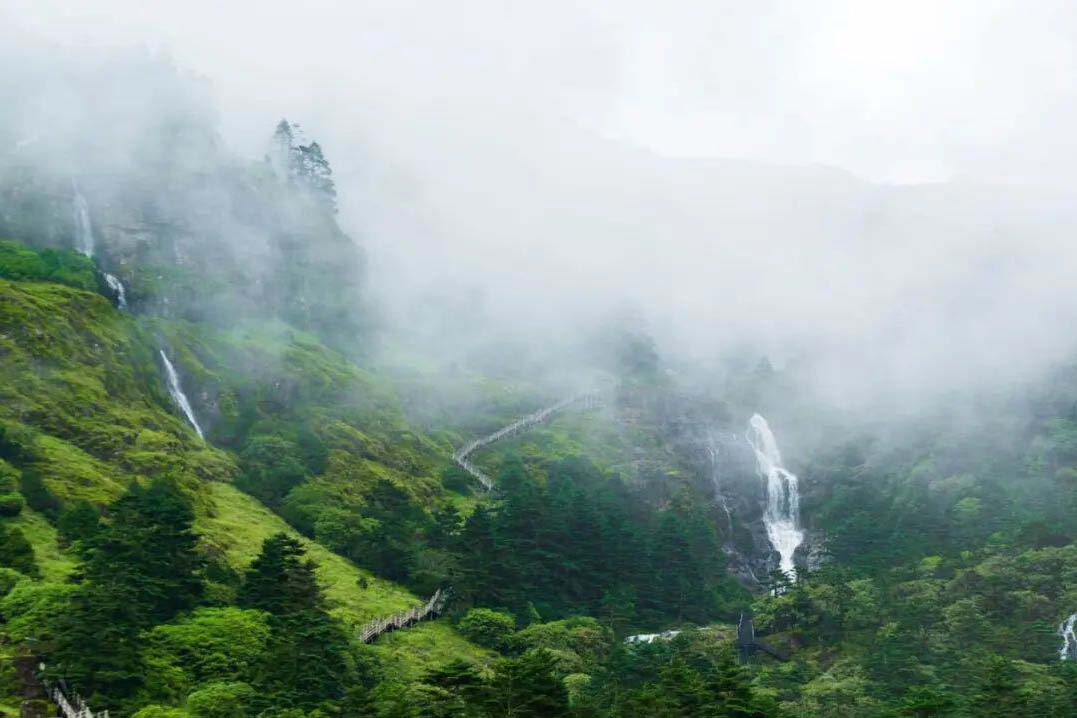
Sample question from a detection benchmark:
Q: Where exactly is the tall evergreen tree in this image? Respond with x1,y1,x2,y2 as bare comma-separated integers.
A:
480,649,569,718
240,533,355,710
78,477,203,623
51,477,204,706
238,533,320,615
295,141,337,210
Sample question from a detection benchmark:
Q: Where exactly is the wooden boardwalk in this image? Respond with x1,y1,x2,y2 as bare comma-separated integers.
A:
39,666,110,718
359,588,450,644
452,393,602,489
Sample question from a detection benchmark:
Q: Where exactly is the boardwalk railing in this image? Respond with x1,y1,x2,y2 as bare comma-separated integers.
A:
359,588,450,644
453,393,602,490
39,665,110,718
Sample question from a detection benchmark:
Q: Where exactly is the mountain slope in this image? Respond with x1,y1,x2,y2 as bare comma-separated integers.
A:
0,267,487,714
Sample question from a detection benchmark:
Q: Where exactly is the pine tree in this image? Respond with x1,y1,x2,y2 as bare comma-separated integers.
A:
415,659,484,717
969,656,1025,718
268,118,337,210
78,477,203,623
295,141,337,210
701,649,773,718
457,504,500,604
257,609,354,708
238,533,320,615
270,119,296,180
0,526,38,577
481,649,569,718
57,499,100,546
240,533,355,709
898,685,957,717
50,477,204,706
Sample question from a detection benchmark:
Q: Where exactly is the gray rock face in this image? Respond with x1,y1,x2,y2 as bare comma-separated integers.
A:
0,171,80,250
803,530,829,571
690,420,824,589
18,700,49,718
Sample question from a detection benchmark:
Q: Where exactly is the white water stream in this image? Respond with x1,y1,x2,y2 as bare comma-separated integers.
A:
1060,613,1076,660
71,187,128,309
103,272,127,309
746,414,804,579
160,350,204,440
71,188,95,257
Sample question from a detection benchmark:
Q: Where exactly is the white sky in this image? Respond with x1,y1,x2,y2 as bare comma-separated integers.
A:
7,0,1077,184
6,1,1077,406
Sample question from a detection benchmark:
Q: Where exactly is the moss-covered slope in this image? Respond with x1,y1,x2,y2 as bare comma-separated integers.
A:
0,272,486,711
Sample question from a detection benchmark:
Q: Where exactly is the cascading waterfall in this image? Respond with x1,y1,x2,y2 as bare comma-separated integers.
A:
746,414,804,579
103,272,127,309
1060,613,1077,660
71,187,128,310
159,350,204,440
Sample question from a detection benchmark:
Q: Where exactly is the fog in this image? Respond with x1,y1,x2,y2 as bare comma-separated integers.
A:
5,1,1077,412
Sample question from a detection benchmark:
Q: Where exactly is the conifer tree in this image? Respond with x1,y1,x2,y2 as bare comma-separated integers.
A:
295,141,337,210
240,533,355,709
481,649,569,718
51,477,204,706
78,477,203,623
267,119,337,210
270,118,296,180
0,526,38,577
238,533,320,615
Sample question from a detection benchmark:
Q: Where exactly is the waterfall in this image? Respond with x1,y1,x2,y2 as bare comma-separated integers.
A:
159,351,204,440
103,272,127,309
746,414,804,579
71,188,95,257
1060,614,1077,660
70,187,128,310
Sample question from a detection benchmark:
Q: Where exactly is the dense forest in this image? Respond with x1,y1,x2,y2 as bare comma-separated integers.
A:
0,38,1076,718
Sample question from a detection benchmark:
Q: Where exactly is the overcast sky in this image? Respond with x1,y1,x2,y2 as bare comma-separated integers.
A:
7,0,1077,184
6,1,1077,409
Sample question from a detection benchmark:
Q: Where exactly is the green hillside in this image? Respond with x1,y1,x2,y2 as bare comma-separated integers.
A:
0,262,489,716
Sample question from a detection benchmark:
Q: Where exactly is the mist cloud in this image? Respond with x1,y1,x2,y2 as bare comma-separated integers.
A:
5,1,1077,412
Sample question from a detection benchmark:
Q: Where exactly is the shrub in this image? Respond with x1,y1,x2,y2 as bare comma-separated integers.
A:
236,436,309,506
0,581,77,642
0,527,37,577
0,423,36,465
511,616,613,666
131,707,190,718
440,465,474,494
18,469,60,520
0,240,96,290
456,608,517,651
57,500,100,545
0,460,18,493
0,493,24,517
141,607,271,703
186,682,256,718
0,568,23,598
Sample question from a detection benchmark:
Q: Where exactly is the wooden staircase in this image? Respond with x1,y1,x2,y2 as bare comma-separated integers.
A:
452,393,602,489
358,588,450,644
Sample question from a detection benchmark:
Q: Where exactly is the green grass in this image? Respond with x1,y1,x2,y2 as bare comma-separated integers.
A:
0,240,97,291
8,508,76,582
198,483,422,625
472,406,648,480
367,620,493,679
0,266,486,685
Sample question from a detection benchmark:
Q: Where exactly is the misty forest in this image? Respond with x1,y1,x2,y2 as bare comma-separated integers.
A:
1,3,1077,717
